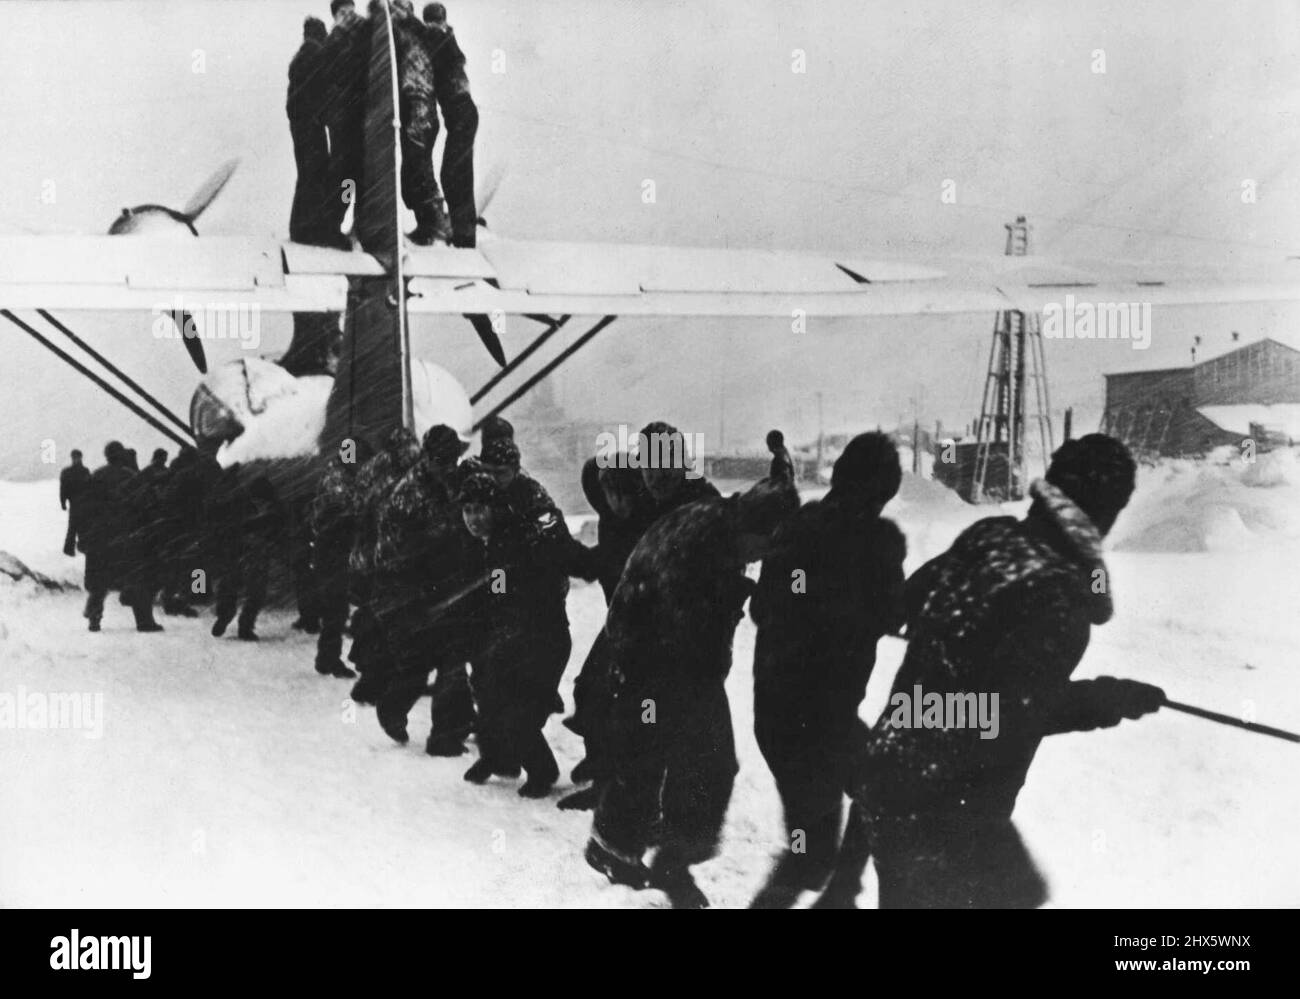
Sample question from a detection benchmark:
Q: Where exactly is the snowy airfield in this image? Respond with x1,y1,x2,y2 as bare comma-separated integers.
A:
2,453,1298,908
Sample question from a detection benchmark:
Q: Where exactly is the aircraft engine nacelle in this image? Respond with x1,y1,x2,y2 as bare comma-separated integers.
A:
189,356,473,500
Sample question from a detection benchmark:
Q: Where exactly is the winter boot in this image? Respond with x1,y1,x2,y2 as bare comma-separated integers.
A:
584,838,651,890
236,606,261,641
493,760,523,779
349,672,387,705
375,699,410,745
517,731,559,798
212,612,234,638
316,658,356,679
133,601,164,633
557,786,601,811
463,758,494,783
425,734,468,757
163,598,199,618
518,776,555,799
650,852,710,909
407,201,452,246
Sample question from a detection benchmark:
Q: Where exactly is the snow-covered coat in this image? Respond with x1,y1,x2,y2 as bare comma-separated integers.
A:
393,13,437,137
309,458,360,586
371,458,482,646
604,494,755,764
854,479,1123,821
348,430,419,581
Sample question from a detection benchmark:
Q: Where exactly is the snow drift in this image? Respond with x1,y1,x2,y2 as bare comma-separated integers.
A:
1109,448,1300,553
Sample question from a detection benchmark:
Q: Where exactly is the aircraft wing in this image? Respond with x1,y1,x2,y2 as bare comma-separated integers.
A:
2,233,1298,318
408,238,1300,317
0,236,347,313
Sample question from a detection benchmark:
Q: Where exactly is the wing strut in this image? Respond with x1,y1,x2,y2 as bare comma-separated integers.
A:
469,314,571,404
1,310,194,448
36,309,194,438
472,315,616,432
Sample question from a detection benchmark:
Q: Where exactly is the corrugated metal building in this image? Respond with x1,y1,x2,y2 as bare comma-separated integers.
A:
1101,337,1300,457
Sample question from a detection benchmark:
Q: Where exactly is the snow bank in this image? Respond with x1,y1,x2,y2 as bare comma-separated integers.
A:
890,472,1024,567
0,480,81,586
887,448,1300,559
1109,448,1300,554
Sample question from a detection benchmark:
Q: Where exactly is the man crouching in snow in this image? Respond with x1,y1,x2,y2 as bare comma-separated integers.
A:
853,433,1164,908
586,475,799,908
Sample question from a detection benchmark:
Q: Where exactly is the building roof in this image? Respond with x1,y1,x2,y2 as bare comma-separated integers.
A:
1105,335,1300,379
1195,334,1300,364
1197,404,1300,438
1105,366,1191,382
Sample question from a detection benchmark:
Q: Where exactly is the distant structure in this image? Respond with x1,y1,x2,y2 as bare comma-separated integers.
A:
935,216,1053,503
703,452,805,482
511,378,607,512
1101,336,1300,457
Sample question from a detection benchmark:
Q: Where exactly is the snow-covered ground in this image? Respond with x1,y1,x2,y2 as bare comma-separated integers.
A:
1,454,1298,908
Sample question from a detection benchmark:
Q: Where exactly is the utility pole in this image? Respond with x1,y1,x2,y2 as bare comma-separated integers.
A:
815,391,824,474
718,384,725,452
909,386,925,476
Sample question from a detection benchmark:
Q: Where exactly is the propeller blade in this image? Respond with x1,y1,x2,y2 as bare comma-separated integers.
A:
172,311,208,373
182,158,240,222
466,313,507,367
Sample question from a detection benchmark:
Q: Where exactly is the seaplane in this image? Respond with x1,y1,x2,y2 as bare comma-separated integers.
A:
3,1,1299,501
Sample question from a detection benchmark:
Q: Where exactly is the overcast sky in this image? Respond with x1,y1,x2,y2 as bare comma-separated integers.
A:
1,0,1298,477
